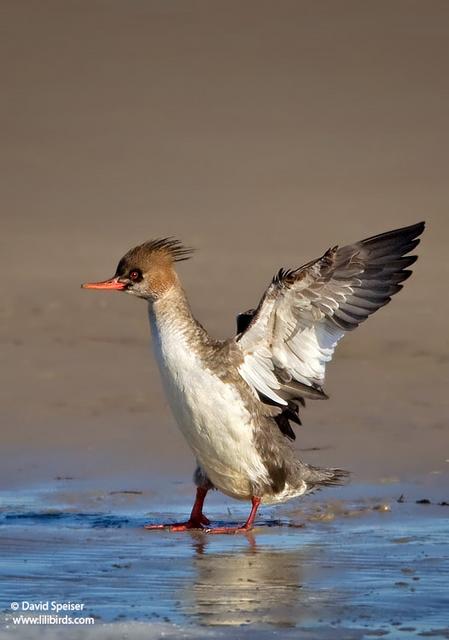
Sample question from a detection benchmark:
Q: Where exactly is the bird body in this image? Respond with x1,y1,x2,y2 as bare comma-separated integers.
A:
82,222,424,532
149,286,266,502
148,285,311,504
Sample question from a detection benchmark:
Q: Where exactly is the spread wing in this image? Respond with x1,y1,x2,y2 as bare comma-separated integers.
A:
234,222,425,437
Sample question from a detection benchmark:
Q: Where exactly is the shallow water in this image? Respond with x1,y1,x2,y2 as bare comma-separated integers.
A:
0,479,448,639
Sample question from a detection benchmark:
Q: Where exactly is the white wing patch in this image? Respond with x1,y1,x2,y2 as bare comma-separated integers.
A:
238,280,346,398
237,295,287,404
238,351,286,405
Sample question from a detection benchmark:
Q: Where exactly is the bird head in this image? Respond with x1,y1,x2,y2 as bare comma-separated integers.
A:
81,237,193,301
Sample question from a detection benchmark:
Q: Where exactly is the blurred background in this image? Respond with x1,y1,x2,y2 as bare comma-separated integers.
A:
1,0,448,489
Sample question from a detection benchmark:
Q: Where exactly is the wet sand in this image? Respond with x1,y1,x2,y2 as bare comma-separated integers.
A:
1,477,449,639
1,1,449,637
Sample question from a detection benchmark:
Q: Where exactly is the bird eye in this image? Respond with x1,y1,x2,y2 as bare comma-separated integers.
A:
128,269,142,282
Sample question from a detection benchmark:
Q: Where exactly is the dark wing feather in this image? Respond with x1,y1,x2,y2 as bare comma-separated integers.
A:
236,309,257,335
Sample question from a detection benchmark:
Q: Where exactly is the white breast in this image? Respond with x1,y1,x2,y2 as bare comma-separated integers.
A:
148,307,269,499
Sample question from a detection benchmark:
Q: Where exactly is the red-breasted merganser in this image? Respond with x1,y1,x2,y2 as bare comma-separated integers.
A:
82,222,424,534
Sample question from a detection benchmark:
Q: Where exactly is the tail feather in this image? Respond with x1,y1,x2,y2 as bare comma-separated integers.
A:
303,464,350,489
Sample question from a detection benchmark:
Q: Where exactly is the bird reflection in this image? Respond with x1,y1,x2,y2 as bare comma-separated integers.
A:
180,533,316,627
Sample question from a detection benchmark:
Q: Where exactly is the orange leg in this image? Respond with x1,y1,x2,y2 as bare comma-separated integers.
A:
206,496,261,535
144,487,210,531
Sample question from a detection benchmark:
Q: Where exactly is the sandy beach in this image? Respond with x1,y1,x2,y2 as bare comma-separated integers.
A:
1,1,448,638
